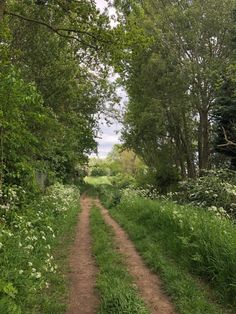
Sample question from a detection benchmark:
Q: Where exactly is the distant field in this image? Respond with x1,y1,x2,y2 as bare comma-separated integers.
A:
84,176,112,185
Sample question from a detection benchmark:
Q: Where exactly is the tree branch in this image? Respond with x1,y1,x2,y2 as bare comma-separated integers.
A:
218,127,236,147
5,11,98,50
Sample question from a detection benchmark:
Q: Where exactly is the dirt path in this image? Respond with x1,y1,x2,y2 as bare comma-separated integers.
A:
67,196,99,314
95,199,176,314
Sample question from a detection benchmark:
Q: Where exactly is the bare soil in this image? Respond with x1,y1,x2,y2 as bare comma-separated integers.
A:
95,199,176,314
66,196,99,314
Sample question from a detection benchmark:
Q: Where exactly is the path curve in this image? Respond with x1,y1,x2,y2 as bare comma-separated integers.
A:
67,196,99,314
95,199,176,314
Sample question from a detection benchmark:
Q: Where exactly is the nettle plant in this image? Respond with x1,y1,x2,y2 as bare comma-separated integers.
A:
175,169,236,219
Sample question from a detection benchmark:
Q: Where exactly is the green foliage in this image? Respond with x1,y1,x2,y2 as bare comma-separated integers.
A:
90,206,149,314
0,0,119,194
0,280,21,314
110,173,136,189
107,145,146,176
110,208,225,314
214,70,236,168
84,176,112,186
114,0,236,177
86,171,136,208
0,65,55,190
0,183,80,313
112,194,236,308
175,169,236,219
135,167,179,193
90,167,109,177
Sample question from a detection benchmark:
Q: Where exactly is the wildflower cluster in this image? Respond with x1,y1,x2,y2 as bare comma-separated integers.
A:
122,185,159,202
0,183,79,313
0,185,26,218
173,169,236,219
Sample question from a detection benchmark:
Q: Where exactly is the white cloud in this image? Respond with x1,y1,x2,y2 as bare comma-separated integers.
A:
97,134,120,144
94,121,122,158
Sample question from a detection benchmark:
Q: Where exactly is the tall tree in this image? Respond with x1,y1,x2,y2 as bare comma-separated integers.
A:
0,0,117,188
114,0,235,178
214,73,236,169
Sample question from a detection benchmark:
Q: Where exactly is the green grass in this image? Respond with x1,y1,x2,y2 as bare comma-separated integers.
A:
110,196,235,314
37,199,80,313
90,206,150,314
0,184,81,314
84,176,113,186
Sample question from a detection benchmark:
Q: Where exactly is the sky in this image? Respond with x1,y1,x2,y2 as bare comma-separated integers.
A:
92,0,124,159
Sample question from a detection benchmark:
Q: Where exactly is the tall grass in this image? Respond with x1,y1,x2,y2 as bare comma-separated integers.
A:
111,196,236,310
0,184,80,313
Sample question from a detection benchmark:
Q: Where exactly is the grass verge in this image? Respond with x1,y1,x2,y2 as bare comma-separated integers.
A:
37,197,80,314
110,197,232,314
84,176,112,186
90,205,150,314
0,183,81,314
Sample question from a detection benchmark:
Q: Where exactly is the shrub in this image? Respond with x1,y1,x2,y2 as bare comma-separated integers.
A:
175,169,236,219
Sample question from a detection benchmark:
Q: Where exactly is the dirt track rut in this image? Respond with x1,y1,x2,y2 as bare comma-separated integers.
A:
67,196,99,314
95,199,176,314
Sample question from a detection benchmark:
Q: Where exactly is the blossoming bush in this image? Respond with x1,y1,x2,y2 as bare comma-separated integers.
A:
174,169,236,219
114,192,236,307
122,170,236,220
0,183,79,314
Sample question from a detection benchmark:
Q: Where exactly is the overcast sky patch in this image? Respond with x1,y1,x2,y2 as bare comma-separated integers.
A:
90,1,125,159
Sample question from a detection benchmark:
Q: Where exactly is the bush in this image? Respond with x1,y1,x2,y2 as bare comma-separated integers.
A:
86,174,136,208
135,167,179,193
110,174,136,189
90,166,109,177
175,169,236,219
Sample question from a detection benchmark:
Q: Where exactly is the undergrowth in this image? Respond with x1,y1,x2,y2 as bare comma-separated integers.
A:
0,183,80,313
110,197,235,313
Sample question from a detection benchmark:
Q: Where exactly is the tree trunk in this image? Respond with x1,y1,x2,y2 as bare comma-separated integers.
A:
178,156,187,179
0,0,6,22
181,113,196,178
198,109,209,172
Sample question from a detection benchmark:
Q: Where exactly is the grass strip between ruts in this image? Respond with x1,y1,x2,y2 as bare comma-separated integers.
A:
90,206,150,314
110,206,228,314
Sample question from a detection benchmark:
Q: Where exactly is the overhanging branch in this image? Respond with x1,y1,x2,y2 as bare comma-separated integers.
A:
5,10,98,50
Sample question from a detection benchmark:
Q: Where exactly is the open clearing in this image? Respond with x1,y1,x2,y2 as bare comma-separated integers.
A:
84,176,113,186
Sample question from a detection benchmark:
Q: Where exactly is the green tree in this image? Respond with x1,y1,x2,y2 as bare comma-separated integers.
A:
214,73,236,169
0,65,58,190
114,0,236,180
0,0,119,189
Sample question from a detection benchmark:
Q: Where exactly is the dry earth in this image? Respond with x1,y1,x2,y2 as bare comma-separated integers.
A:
66,196,99,314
